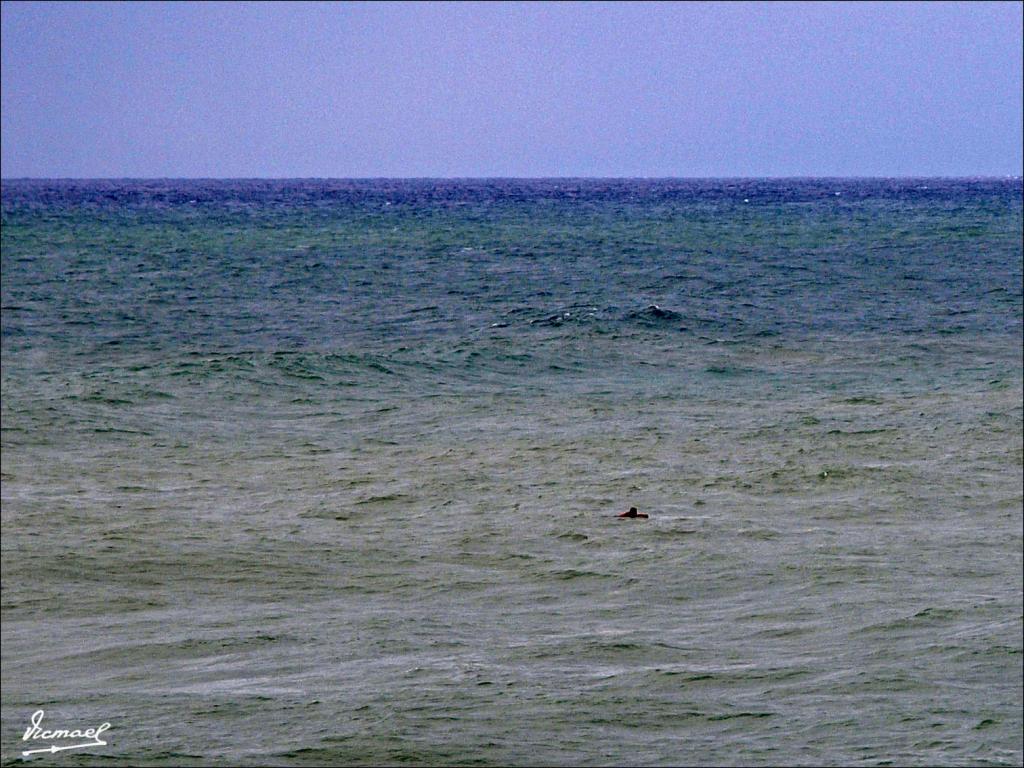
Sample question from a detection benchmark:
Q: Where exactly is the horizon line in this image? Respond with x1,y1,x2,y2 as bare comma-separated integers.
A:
2,174,1022,182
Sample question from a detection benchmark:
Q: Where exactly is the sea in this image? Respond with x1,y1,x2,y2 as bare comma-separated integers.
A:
1,178,1022,767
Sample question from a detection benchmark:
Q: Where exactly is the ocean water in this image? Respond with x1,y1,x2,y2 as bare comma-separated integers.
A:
1,178,1021,767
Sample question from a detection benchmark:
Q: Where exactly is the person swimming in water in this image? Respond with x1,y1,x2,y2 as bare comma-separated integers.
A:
617,506,649,519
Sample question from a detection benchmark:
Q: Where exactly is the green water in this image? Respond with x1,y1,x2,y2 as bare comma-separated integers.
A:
2,178,1021,765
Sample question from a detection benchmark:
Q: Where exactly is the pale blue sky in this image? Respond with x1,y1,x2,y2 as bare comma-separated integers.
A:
2,0,1021,178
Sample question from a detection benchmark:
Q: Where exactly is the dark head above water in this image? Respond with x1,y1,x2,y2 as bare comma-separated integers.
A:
617,506,649,519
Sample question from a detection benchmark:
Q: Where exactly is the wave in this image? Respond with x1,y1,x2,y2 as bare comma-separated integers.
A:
624,303,685,325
